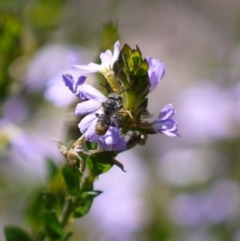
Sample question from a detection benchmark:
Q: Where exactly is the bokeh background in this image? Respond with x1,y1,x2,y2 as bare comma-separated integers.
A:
1,0,240,240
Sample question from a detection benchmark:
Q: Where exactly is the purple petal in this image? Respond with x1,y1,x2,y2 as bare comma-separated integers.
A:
146,57,166,92
103,126,120,145
75,84,107,101
113,137,127,151
78,113,97,133
158,104,176,121
75,100,102,116
84,118,99,142
72,62,101,74
62,74,74,92
110,41,120,68
100,50,112,65
72,76,87,92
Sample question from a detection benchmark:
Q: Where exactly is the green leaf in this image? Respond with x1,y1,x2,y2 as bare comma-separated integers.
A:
62,165,80,196
4,226,32,241
41,210,63,239
86,152,116,177
24,189,44,232
73,199,93,218
99,21,120,52
42,191,58,210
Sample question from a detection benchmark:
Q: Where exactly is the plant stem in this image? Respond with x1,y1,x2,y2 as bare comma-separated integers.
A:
58,198,74,227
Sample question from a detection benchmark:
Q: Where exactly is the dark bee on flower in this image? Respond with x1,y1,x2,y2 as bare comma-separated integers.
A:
95,93,123,135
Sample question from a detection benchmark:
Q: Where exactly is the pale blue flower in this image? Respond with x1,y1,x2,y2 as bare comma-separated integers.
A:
153,104,179,137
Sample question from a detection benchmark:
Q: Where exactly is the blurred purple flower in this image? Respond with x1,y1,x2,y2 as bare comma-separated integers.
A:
153,104,179,137
0,119,61,178
177,82,234,142
146,57,166,92
26,44,88,106
3,97,29,124
168,179,240,227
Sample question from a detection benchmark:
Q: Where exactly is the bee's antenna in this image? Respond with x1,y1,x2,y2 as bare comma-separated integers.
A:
99,82,112,94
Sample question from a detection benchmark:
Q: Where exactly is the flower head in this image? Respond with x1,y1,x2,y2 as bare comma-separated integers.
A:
61,40,179,153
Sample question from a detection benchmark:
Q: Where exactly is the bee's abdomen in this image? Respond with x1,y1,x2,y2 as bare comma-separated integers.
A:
95,115,111,135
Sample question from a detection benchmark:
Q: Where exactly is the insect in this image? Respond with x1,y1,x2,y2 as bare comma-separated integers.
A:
95,93,123,135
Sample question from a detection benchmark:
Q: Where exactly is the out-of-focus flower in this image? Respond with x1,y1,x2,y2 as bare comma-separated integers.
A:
2,97,29,124
91,151,148,237
0,119,61,178
177,81,234,143
168,179,240,227
26,44,88,106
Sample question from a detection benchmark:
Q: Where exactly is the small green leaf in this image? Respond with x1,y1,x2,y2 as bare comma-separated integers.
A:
80,190,103,200
4,225,32,241
41,210,63,239
62,165,80,196
73,199,93,218
73,190,102,218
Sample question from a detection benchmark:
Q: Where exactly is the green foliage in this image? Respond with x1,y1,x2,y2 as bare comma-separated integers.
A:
41,210,63,239
98,21,120,53
62,165,81,196
0,12,22,100
73,191,101,218
4,226,32,241
86,152,115,177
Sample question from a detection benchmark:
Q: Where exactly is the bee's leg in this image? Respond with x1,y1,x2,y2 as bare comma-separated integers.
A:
118,110,133,119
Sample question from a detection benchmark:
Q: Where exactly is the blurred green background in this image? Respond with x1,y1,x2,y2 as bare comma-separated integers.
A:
1,0,240,240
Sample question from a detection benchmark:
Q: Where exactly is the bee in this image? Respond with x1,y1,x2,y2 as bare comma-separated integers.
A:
95,93,123,135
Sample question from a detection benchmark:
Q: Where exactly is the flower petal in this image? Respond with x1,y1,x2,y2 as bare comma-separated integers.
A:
72,62,101,74
62,74,74,92
113,137,127,151
146,57,166,92
100,50,113,65
110,41,120,68
75,100,102,116
78,113,97,133
158,104,176,121
104,126,120,145
84,118,99,142
75,84,107,101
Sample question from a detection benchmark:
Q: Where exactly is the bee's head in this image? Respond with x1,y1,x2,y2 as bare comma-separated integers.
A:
108,93,122,103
